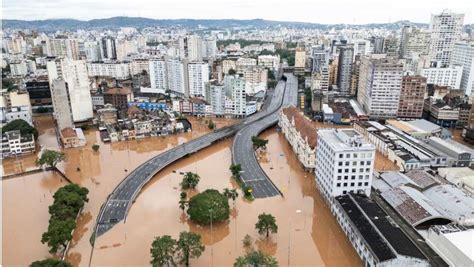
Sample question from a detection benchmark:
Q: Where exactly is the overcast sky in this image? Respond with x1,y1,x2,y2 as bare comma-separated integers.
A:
3,0,473,24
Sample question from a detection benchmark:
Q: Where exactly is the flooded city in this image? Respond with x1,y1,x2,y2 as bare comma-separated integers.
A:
2,115,365,266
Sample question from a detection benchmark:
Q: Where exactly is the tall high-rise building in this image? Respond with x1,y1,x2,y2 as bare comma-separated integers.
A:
294,47,306,69
84,41,102,61
383,36,399,58
399,26,430,58
202,38,217,59
50,79,74,131
311,45,329,73
420,65,463,88
179,35,203,62
47,58,93,122
428,10,464,66
224,75,246,116
336,46,354,95
398,75,427,118
452,42,474,95
187,62,209,97
315,128,375,201
209,84,225,115
101,37,117,60
357,55,404,119
370,36,384,54
166,58,188,96
149,59,167,90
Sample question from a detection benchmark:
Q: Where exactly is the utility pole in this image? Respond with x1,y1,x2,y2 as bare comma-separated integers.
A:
287,219,291,267
210,209,214,267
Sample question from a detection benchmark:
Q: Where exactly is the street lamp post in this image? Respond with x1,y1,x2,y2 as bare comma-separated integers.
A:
210,208,214,267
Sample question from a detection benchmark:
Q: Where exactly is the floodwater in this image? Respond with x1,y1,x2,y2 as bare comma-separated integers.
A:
2,114,371,266
2,171,68,266
1,115,237,266
90,127,362,267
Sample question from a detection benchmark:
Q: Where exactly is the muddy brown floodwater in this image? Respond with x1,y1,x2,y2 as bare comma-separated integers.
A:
1,115,237,266
90,127,362,267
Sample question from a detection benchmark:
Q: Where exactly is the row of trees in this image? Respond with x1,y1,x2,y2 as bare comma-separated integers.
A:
41,184,89,254
150,231,205,267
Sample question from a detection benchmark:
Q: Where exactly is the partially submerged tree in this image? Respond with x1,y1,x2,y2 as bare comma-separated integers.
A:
255,213,278,238
36,150,65,169
176,231,205,267
251,136,269,151
150,235,177,267
30,259,73,267
41,184,89,254
187,189,230,225
234,250,278,267
180,172,200,190
92,144,100,152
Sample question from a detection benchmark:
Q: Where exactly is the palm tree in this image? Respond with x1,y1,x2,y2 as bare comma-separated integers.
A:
255,213,278,238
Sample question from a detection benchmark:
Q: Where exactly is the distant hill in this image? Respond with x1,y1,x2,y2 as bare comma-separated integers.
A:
2,17,429,31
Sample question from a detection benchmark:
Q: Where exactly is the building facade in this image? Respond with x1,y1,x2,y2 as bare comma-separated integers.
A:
398,75,427,119
357,56,404,120
315,128,375,202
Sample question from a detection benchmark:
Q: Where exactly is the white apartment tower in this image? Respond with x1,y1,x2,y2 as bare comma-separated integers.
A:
47,58,93,122
180,35,203,62
452,42,474,95
166,58,188,96
315,129,375,202
428,10,464,67
420,65,463,88
209,84,225,115
187,62,209,97
357,56,404,120
149,59,167,90
224,75,246,116
50,79,74,131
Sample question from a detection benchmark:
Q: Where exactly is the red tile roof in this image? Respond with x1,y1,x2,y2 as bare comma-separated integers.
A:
282,106,317,149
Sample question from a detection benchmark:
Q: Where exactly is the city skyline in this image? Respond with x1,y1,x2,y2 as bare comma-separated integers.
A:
3,0,473,24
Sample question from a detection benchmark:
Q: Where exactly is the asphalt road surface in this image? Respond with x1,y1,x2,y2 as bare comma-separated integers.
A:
232,74,298,198
94,75,295,237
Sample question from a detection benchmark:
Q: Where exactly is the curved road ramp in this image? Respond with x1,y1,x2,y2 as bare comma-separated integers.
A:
94,77,294,237
232,74,298,198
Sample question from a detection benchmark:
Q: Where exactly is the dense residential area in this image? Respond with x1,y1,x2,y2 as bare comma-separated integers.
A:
2,4,474,267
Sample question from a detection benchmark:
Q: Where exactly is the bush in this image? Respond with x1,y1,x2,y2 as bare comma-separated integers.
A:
92,144,100,152
187,189,230,225
30,259,72,267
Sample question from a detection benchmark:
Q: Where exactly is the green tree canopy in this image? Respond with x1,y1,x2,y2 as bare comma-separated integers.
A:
180,172,201,190
1,119,38,139
228,68,237,75
150,235,177,267
229,164,242,177
30,258,73,267
92,144,100,152
234,250,278,267
36,150,65,168
251,136,269,151
255,213,278,237
42,184,89,254
41,218,75,253
187,189,230,225
176,231,205,266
